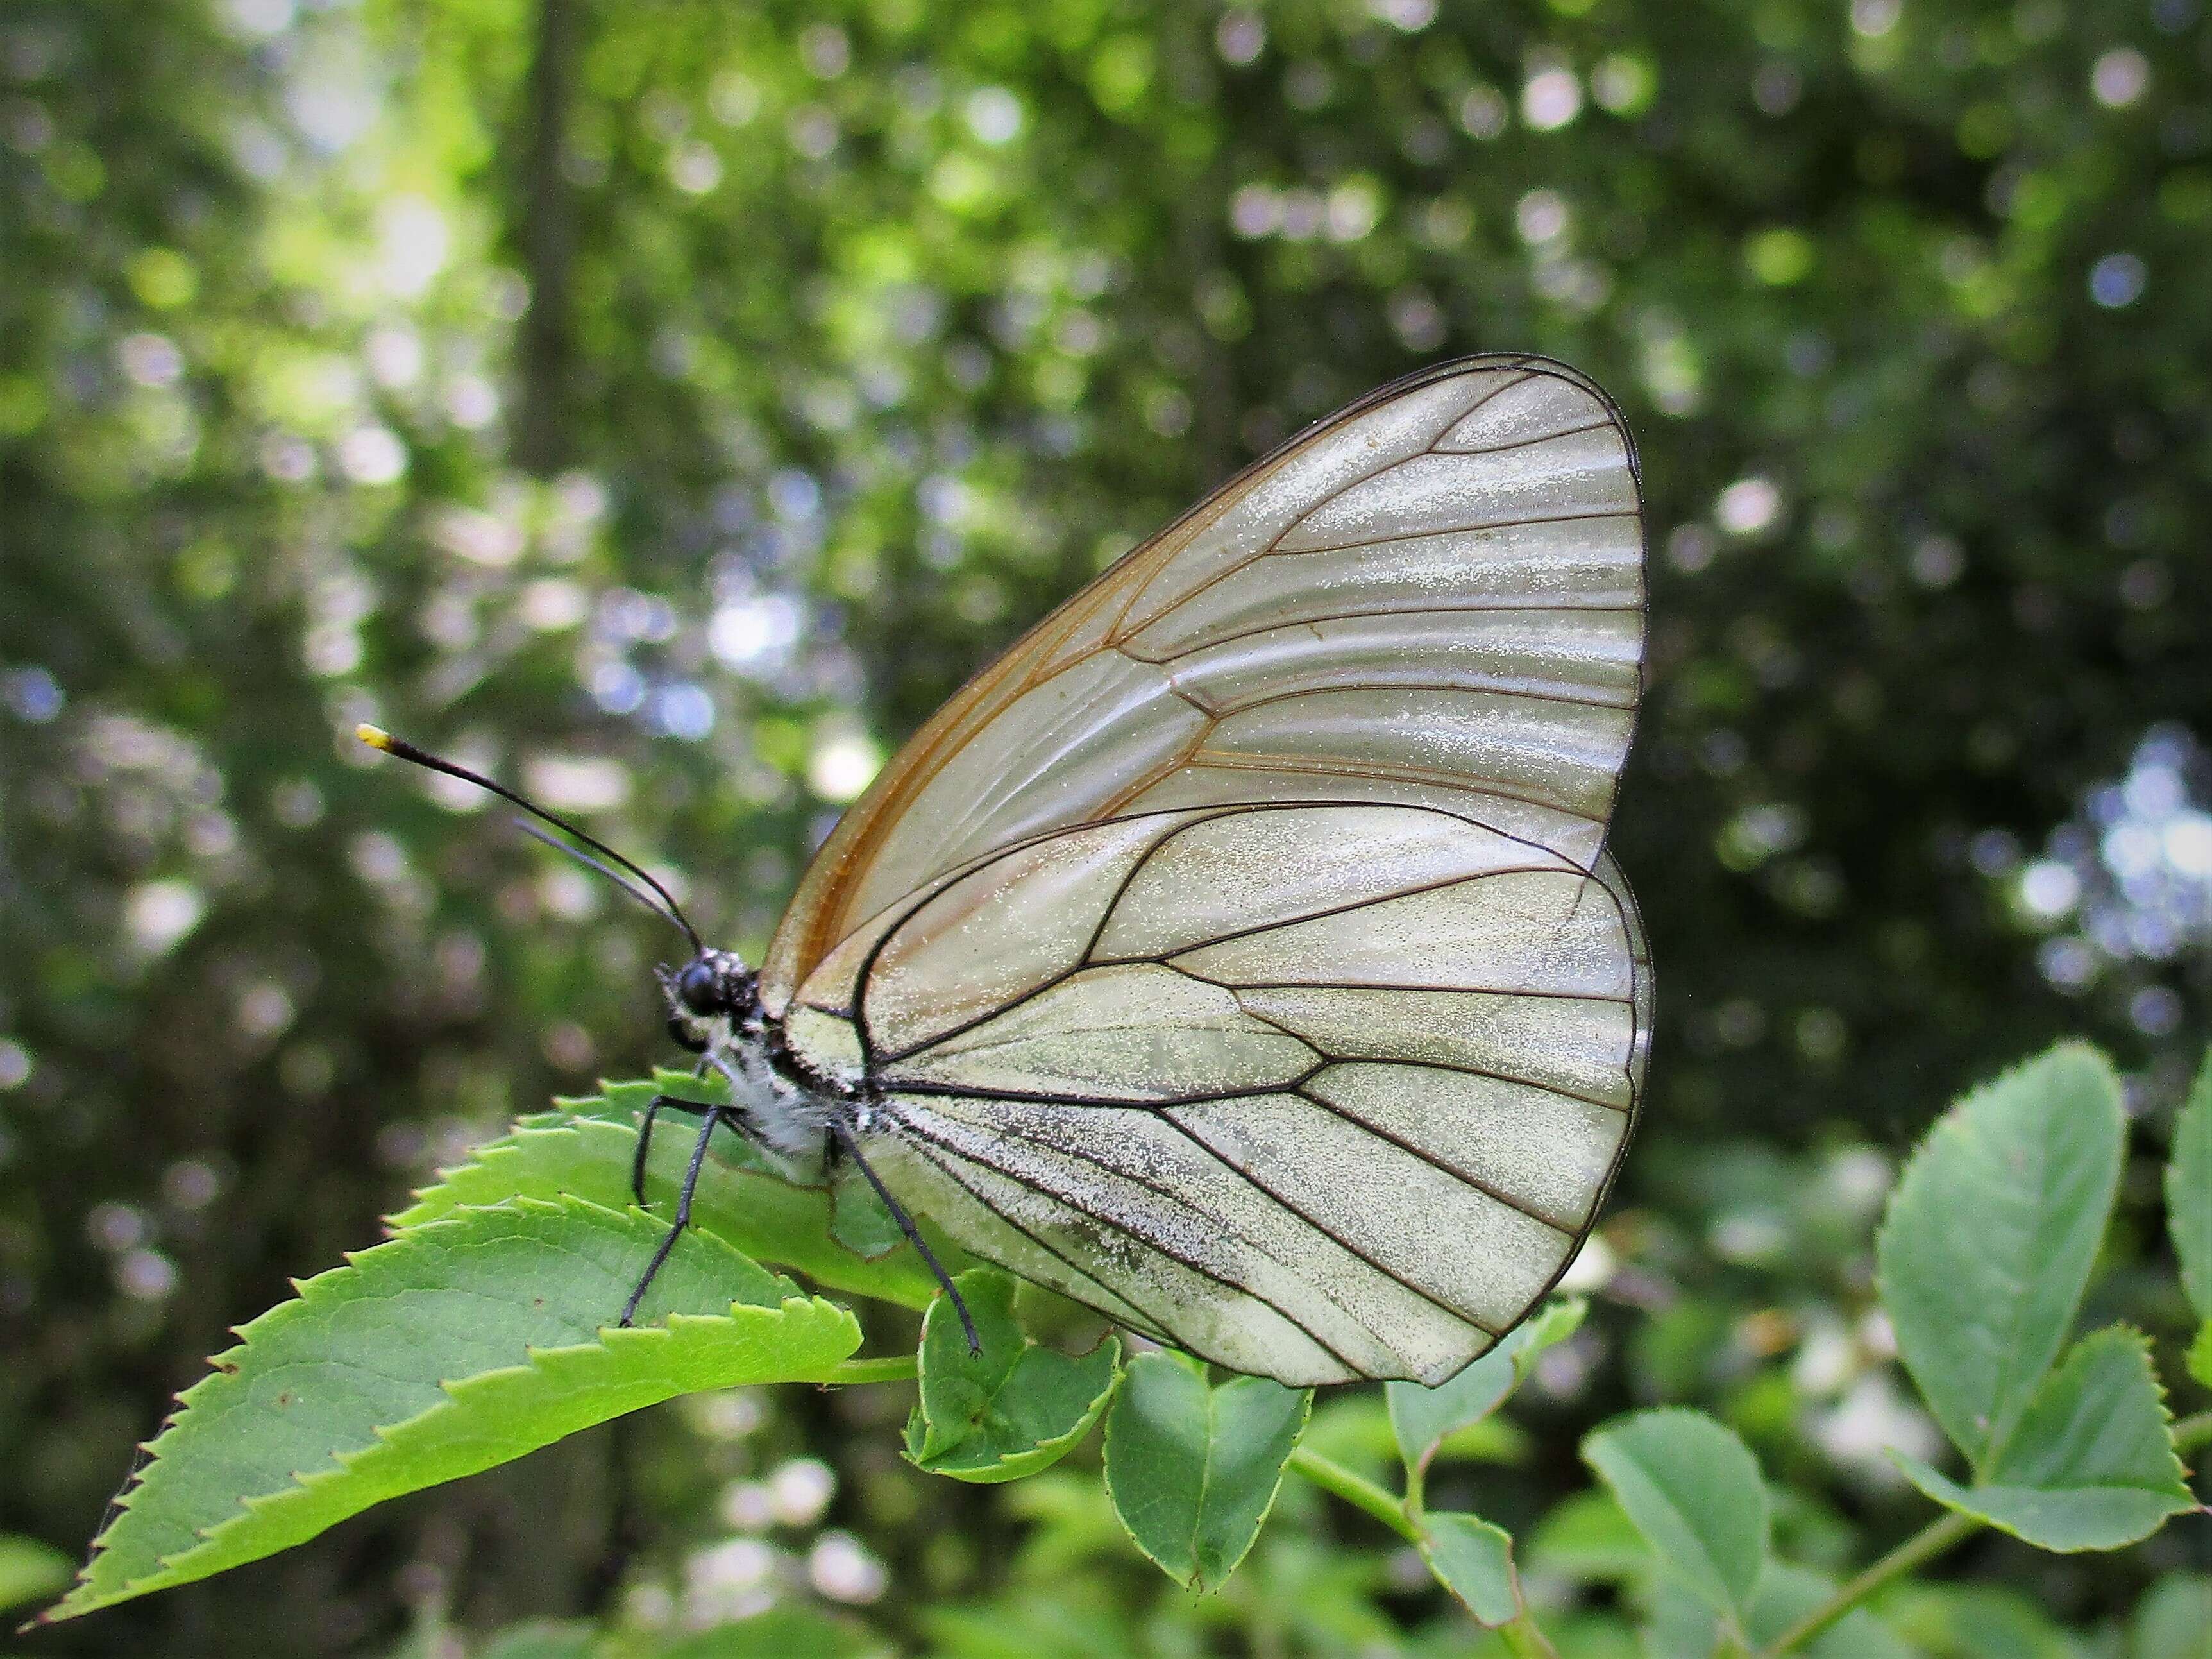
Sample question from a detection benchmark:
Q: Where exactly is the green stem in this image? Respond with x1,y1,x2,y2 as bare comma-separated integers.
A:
1288,1449,1561,1655
818,1354,920,1385
2174,1409,2212,1456
1763,1511,1980,1654
1286,1447,1419,1543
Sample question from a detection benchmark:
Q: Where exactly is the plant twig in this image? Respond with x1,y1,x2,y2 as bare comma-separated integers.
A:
819,1354,920,1386
1763,1510,1980,1653
1286,1447,1419,1542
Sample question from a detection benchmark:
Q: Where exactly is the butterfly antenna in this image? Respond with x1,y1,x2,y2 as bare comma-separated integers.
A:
357,725,705,955
509,819,693,936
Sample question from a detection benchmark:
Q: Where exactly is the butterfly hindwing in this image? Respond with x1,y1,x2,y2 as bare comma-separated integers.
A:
788,804,1648,1385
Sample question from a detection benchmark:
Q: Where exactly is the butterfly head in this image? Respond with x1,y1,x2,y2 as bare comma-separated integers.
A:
658,949,757,1054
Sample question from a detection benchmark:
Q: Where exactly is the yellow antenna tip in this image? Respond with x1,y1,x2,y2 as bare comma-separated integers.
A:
356,724,393,751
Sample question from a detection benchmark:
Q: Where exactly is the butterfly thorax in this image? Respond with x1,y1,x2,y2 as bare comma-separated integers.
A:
657,946,863,1162
714,1028,843,1160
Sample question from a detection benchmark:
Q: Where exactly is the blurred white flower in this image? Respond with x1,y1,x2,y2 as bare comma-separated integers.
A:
117,1248,178,1300
339,426,406,486
1715,475,1783,536
710,596,804,673
126,880,205,958
1790,1315,1857,1397
718,1481,777,1533
2091,47,2150,108
769,1458,836,1527
521,755,631,813
683,1538,779,1627
807,1532,886,1604
1522,67,1582,131
119,332,184,388
1812,1372,1942,1484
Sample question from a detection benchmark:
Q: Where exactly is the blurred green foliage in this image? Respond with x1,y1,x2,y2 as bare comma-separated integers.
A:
2,0,2208,1651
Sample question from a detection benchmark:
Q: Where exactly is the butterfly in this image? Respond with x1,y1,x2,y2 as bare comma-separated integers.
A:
364,353,1650,1387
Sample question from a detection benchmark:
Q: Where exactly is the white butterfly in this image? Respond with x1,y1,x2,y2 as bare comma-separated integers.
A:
367,354,1650,1386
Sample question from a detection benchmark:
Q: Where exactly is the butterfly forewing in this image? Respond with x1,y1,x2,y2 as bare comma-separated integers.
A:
761,357,1641,1012
773,357,1649,1384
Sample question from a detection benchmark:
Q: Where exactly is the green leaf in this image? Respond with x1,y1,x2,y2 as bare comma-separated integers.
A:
1896,1454,2190,1556
2134,1574,2212,1659
1639,1575,1727,1659
1892,1327,2193,1552
1417,1512,1523,1627
42,1195,860,1622
1744,1562,1912,1659
1102,1351,1311,1592
391,1077,952,1309
902,1270,1120,1483
0,1536,72,1615
2190,1323,2211,1392
1583,1408,1769,1631
1428,1417,1530,1467
2170,1049,2212,1325
1387,1297,1585,1481
1875,1042,2125,1470
1986,1327,2191,1494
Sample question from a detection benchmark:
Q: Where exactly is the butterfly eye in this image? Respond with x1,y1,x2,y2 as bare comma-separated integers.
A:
675,959,722,1016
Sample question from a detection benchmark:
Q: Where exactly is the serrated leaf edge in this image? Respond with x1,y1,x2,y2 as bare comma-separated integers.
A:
387,1093,933,1295
1889,1453,2198,1553
1884,1323,2197,1553
53,1290,859,1620
2168,1049,2212,1325
44,1194,849,1623
1872,1040,2123,1473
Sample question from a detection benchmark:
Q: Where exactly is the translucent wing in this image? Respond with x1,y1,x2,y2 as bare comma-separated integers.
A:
773,357,1648,1384
761,355,1644,1016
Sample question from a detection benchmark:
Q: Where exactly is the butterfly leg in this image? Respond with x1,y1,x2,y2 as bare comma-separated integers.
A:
829,1118,979,1356
619,1103,725,1327
630,1093,714,1209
